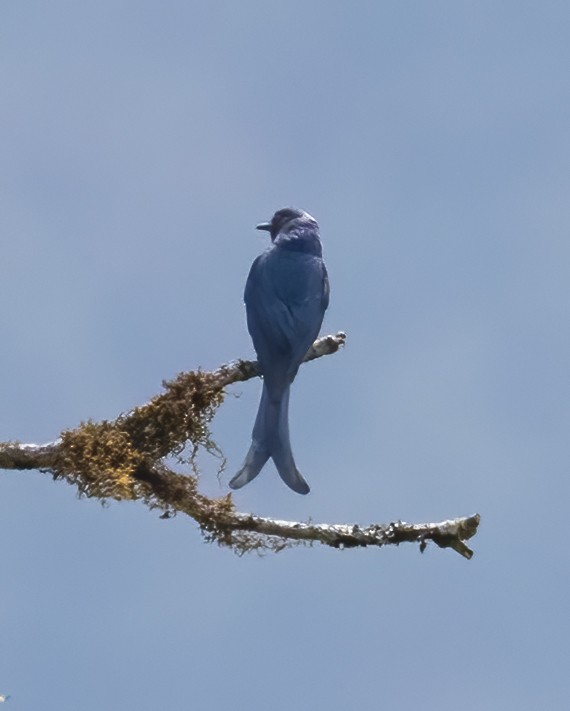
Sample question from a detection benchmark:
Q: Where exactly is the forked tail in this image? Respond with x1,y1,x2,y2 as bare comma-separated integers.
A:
229,382,310,495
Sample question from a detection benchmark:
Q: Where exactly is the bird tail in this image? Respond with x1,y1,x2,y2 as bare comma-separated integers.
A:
229,382,310,495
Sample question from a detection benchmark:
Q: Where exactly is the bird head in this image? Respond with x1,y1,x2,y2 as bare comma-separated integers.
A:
256,207,318,241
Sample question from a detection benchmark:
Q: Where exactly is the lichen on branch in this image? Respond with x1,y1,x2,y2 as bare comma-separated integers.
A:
48,369,224,501
0,333,345,495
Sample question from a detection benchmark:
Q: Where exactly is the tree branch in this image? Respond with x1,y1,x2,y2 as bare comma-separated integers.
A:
0,330,480,558
219,510,481,558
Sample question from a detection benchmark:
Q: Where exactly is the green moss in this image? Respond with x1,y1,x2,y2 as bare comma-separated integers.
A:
51,369,225,502
54,421,142,500
122,370,225,460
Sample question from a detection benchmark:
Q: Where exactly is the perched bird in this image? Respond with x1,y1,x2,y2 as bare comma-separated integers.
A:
229,207,329,494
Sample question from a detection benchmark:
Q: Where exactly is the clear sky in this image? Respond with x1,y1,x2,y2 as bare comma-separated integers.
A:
1,2,569,709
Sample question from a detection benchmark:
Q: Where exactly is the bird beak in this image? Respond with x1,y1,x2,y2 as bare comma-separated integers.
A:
256,221,272,231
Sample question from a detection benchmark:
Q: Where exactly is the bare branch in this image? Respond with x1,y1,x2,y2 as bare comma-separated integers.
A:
210,330,347,387
227,511,481,558
0,330,481,558
0,442,59,470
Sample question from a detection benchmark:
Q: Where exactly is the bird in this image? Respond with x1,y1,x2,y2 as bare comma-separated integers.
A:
229,207,329,494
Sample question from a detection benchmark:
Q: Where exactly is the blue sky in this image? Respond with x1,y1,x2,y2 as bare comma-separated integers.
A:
1,2,569,709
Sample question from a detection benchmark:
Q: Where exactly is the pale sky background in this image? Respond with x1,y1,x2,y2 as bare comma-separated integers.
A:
1,2,569,709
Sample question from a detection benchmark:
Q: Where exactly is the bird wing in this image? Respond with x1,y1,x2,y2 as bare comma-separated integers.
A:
322,263,330,311
244,252,328,380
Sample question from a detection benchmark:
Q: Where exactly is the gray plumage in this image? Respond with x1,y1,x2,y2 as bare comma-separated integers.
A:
229,208,329,494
